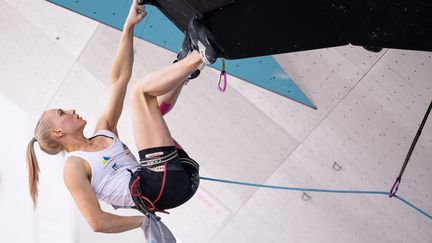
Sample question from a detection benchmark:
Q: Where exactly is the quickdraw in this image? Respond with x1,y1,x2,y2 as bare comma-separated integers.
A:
218,58,227,92
389,100,431,197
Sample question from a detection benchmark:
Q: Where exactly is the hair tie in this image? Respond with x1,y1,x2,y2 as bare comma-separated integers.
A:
33,137,38,142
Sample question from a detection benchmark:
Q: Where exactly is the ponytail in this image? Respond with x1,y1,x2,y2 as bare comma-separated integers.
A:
26,137,40,209
27,111,64,210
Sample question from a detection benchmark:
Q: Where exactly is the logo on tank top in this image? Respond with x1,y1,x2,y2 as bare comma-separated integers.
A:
102,156,111,166
112,163,119,171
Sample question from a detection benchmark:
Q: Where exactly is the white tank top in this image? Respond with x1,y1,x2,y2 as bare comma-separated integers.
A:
65,130,140,207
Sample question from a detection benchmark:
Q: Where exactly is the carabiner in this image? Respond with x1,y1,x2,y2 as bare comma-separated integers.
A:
218,58,227,92
389,177,401,198
218,70,227,92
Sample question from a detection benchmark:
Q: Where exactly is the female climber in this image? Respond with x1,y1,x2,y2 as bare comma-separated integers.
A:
25,0,217,240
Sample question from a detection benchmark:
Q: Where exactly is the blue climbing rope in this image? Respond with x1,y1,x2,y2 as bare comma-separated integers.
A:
199,176,432,221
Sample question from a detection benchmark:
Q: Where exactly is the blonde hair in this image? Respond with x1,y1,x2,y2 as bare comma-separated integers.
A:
26,112,63,209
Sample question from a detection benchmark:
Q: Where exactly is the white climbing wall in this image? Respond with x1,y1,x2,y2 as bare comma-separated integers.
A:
0,0,430,243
